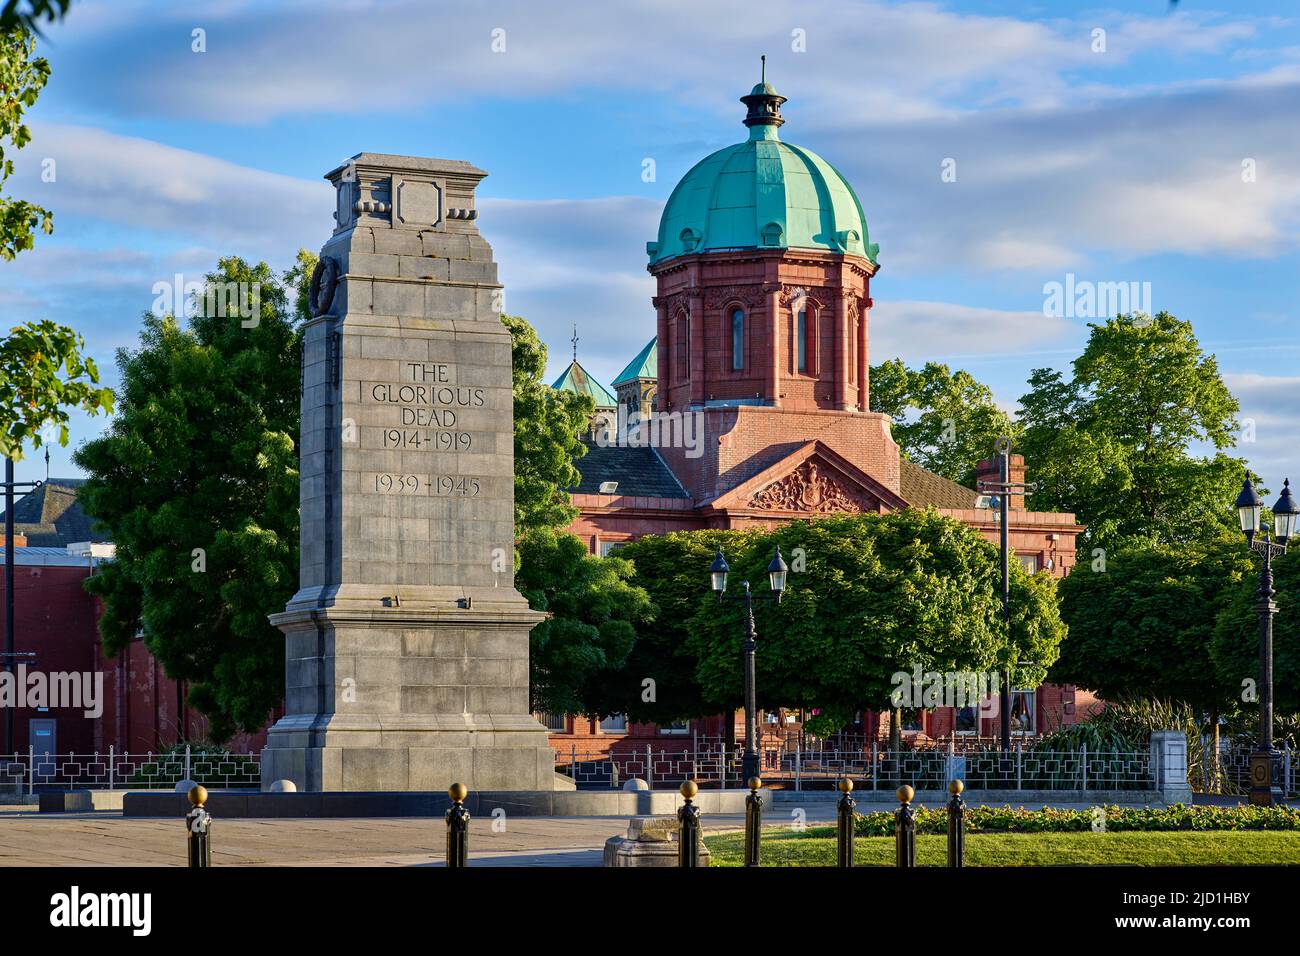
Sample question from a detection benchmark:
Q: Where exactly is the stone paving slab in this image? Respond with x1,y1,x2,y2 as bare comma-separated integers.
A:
0,811,834,867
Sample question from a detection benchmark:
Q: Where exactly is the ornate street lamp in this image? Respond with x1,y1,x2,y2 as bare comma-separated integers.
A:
1234,475,1297,806
711,545,787,785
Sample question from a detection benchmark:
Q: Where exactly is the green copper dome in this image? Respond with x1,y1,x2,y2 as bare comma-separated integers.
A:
647,80,878,267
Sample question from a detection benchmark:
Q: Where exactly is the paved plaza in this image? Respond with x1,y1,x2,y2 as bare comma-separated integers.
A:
0,809,843,867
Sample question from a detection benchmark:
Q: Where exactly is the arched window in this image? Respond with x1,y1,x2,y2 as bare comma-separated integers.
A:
796,309,808,372
676,312,690,382
731,308,745,370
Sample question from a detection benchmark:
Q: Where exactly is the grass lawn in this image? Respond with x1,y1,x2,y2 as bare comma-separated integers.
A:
703,828,1300,866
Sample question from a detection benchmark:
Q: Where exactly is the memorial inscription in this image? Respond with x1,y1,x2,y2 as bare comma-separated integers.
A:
260,152,555,793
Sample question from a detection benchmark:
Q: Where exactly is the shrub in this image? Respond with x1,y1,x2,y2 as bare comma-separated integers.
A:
837,802,1300,837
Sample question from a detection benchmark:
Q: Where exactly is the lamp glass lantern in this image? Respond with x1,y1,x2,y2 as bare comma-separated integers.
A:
1236,478,1264,542
767,546,788,596
1273,479,1298,545
710,549,729,594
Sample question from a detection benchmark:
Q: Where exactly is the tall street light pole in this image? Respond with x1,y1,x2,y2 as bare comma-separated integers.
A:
977,437,1036,752
2,459,42,757
1235,475,1298,807
711,545,788,785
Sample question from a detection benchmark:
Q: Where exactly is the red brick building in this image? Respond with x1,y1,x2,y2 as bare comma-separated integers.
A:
547,78,1088,761
0,482,266,760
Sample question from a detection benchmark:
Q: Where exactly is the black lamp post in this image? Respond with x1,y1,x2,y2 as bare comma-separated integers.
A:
2,459,42,756
711,545,787,785
976,437,1035,752
1234,475,1298,806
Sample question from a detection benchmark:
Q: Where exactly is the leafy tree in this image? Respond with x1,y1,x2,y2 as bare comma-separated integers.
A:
611,512,1063,728
0,19,111,460
515,528,652,715
1019,313,1244,556
1212,550,1300,716
0,320,113,458
600,528,759,725
870,359,1019,486
76,257,303,741
503,313,593,537
1,26,51,261
0,1,70,36
1050,538,1251,717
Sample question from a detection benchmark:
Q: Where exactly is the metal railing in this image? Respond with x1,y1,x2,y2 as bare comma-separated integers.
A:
0,746,261,796
554,738,1156,791
1213,741,1298,797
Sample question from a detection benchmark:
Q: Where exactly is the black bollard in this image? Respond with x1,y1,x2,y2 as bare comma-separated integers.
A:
445,782,470,867
836,778,856,868
743,776,763,867
947,779,966,868
895,785,916,867
185,785,212,868
678,780,701,867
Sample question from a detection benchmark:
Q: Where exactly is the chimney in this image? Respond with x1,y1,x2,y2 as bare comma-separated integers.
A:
975,454,1027,509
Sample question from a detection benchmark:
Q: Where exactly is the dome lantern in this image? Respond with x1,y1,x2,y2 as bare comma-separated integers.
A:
740,55,786,137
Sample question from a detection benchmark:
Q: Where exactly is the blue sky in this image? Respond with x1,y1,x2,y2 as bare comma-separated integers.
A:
4,0,1298,491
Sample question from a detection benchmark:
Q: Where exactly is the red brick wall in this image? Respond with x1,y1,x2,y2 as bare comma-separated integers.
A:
1,559,268,758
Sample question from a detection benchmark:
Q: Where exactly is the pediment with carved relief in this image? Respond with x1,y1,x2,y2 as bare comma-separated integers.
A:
748,459,875,513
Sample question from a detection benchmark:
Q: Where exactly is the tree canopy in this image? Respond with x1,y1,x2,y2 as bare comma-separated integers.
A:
0,26,51,261
516,528,652,716
869,359,1019,486
1019,312,1244,557
1050,537,1251,714
1212,550,1300,715
610,511,1064,725
504,313,593,537
76,257,304,740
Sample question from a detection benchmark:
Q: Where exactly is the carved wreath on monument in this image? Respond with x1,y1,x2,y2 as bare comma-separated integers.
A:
309,255,340,317
749,461,870,513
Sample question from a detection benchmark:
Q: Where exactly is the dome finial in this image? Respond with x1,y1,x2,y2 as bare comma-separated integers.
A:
741,56,786,136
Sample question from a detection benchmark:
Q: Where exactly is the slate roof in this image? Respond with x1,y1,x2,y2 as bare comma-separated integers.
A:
551,360,617,409
571,441,689,498
898,459,979,510
0,479,106,548
612,338,657,386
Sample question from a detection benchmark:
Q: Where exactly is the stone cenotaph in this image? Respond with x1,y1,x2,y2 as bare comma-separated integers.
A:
260,153,556,792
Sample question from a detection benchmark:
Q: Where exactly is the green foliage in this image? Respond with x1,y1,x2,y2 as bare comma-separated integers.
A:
1019,313,1244,556
75,257,303,741
869,359,1019,486
1212,549,1300,714
605,528,757,722
848,801,1300,836
0,27,51,260
615,511,1064,722
1051,538,1251,713
0,1,70,37
516,528,652,716
503,313,593,536
0,319,114,458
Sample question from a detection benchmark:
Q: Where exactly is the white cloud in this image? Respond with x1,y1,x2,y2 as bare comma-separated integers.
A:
12,123,329,257
870,299,1079,366
48,1,1273,123
1224,372,1300,482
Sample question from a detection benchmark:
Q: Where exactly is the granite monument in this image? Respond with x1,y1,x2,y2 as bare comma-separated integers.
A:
260,153,556,792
